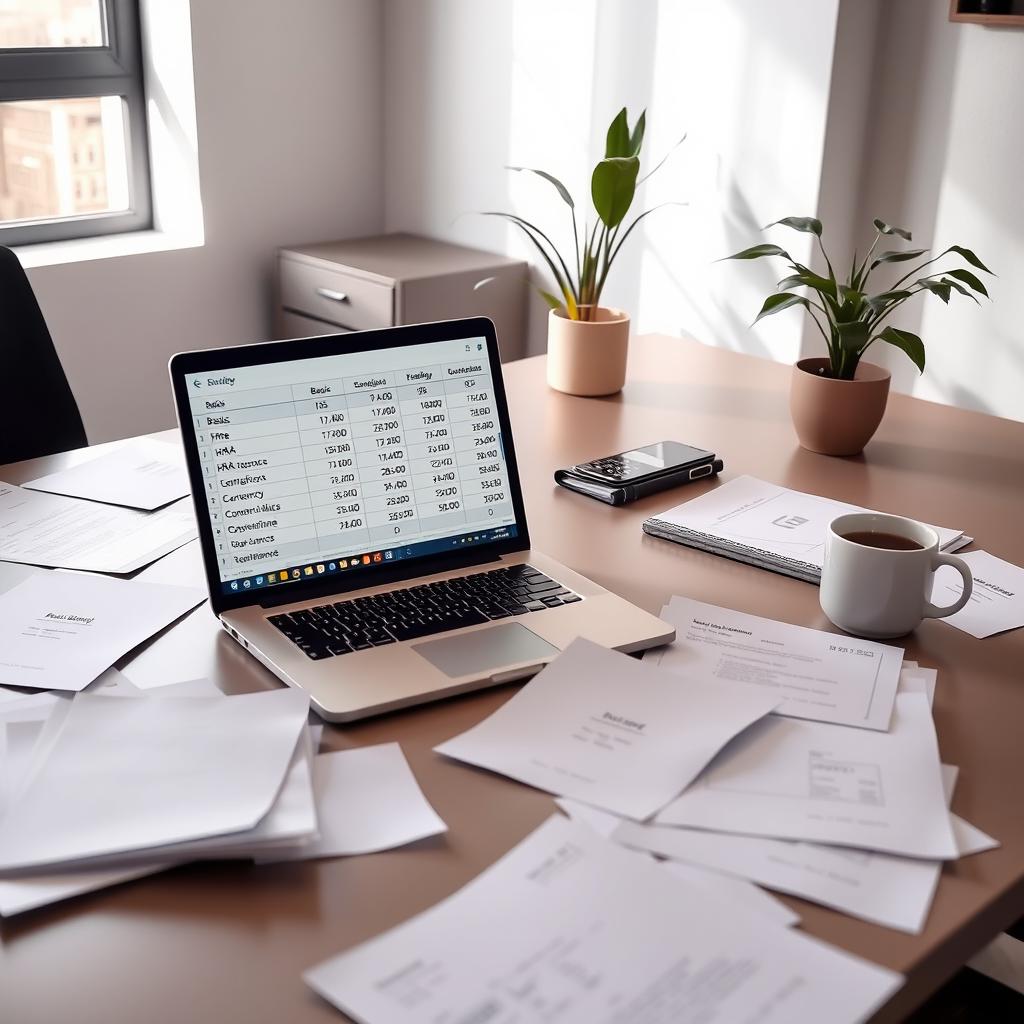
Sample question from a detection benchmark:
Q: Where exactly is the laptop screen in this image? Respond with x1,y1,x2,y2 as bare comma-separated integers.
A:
180,333,520,598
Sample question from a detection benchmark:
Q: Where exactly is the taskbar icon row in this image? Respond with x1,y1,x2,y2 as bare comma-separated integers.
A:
227,550,394,593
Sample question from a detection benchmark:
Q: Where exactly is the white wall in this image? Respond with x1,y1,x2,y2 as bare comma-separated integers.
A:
384,0,842,362
25,0,385,444
852,0,1024,422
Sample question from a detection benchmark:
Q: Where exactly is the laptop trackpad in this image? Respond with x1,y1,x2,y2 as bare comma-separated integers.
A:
412,623,558,679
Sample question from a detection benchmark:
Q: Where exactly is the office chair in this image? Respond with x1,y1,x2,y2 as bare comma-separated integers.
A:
0,245,87,464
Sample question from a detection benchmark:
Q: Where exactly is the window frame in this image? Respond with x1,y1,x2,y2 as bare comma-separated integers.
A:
0,0,152,246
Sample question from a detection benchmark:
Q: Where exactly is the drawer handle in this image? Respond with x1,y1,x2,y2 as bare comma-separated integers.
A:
315,286,349,303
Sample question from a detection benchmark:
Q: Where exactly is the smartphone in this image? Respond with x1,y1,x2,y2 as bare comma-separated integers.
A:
572,441,717,486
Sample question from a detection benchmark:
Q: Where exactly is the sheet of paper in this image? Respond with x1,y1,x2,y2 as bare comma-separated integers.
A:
649,597,902,731
931,550,1024,638
649,475,964,577
258,743,446,862
0,861,169,917
555,795,801,929
0,571,205,692
0,481,196,573
435,638,779,821
656,692,957,859
898,666,936,707
305,815,901,1024
23,437,189,512
0,688,309,871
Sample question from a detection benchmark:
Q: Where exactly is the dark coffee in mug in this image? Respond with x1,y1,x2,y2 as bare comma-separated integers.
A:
839,530,924,551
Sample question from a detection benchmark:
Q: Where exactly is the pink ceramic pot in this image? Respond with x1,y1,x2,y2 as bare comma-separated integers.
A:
546,307,629,396
790,358,891,456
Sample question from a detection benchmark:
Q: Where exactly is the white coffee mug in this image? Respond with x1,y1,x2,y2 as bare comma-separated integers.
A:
820,512,973,638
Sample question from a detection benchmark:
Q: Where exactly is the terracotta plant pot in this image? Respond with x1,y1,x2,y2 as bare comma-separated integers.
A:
546,307,629,396
790,358,891,456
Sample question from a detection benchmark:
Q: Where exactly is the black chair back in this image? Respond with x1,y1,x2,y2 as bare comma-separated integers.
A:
0,245,87,464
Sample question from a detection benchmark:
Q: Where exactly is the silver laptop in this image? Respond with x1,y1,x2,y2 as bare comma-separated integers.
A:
169,317,673,721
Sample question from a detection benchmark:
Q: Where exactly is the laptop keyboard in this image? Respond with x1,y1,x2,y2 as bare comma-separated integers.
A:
267,564,581,660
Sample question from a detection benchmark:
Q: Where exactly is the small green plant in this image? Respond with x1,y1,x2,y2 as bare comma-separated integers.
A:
724,217,993,379
485,108,684,321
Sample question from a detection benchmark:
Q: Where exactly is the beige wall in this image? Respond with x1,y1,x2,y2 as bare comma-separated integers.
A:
850,0,1024,422
26,0,385,444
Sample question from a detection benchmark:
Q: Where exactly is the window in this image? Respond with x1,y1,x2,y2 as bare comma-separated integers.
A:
0,1,151,246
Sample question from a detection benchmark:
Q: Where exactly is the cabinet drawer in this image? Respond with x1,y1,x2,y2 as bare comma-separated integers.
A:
276,309,351,340
279,257,393,330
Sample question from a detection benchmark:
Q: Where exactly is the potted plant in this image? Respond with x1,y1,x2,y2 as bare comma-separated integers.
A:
725,217,993,456
487,108,683,396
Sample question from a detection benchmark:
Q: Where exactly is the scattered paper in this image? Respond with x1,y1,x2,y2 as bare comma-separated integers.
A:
0,481,195,573
435,638,779,821
898,665,937,707
0,688,310,871
648,597,902,731
656,693,957,859
932,550,1024,638
23,437,189,511
0,571,205,692
259,744,446,862
304,816,902,1024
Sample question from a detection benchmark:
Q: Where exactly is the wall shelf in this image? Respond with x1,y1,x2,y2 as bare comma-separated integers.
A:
949,1,1024,25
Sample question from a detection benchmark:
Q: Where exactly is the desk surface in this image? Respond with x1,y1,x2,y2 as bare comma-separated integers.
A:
2,334,1023,1023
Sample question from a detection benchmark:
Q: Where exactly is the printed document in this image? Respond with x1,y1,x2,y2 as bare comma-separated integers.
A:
23,437,189,511
0,481,196,573
258,744,446,862
0,571,205,692
647,597,902,730
555,795,801,929
932,550,1024,638
644,475,966,583
304,815,902,1024
0,688,310,871
434,638,779,821
656,692,957,859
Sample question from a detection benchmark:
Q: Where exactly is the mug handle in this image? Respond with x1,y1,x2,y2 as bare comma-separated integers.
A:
923,553,973,619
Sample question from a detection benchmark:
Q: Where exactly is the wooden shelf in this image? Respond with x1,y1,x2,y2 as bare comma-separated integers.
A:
949,0,1024,25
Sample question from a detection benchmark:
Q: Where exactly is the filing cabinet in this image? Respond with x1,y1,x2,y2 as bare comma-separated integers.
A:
275,233,528,360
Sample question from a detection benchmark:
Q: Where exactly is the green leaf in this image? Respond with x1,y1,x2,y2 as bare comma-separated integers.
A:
947,245,992,275
878,326,925,373
777,270,836,298
837,321,869,353
751,292,809,325
628,110,646,157
506,166,574,208
870,248,929,269
945,267,989,297
918,279,951,303
605,108,631,158
864,289,913,313
872,218,913,241
838,285,864,304
939,277,980,305
538,289,567,315
763,216,822,237
721,243,791,261
591,156,639,229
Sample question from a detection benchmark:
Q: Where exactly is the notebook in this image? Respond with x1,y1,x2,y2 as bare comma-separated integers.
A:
642,475,970,584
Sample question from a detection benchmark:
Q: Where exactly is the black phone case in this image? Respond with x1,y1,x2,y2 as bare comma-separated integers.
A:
554,459,724,506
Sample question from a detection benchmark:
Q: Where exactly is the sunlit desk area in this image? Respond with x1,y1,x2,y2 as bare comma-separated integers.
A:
1,335,1022,1023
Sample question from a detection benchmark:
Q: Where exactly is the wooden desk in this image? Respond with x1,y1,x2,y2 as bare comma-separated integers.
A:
2,335,1022,1023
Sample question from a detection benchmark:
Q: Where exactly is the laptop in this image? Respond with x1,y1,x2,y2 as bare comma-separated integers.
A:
169,317,673,721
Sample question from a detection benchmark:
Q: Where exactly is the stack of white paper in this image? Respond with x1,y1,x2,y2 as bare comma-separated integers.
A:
646,597,903,730
0,480,195,573
435,638,779,820
0,570,206,692
305,815,902,1024
655,692,957,859
643,475,969,584
23,437,190,512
